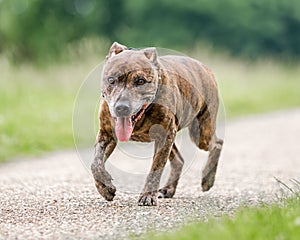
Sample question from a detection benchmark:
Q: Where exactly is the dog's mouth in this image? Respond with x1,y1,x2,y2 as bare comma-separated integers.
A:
114,103,149,142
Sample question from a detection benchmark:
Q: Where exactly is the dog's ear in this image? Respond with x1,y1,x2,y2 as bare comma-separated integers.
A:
106,42,127,60
144,47,158,65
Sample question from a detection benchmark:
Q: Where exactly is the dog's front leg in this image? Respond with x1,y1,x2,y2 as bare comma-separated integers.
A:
138,120,177,206
91,130,117,201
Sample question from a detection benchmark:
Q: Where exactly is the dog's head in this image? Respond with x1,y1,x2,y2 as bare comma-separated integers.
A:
101,42,161,142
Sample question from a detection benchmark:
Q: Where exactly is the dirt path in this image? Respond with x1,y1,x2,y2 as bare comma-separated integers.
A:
1,109,299,239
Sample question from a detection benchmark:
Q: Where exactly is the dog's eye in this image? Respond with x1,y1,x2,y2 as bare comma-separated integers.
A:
107,77,116,85
135,78,146,86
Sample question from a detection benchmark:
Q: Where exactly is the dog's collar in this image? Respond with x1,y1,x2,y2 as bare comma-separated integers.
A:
145,103,154,114
126,47,137,51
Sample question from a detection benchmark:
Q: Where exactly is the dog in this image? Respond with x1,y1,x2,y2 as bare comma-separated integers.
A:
91,42,223,206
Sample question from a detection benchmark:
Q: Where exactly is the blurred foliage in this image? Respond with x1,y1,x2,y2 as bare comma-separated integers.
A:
0,0,300,63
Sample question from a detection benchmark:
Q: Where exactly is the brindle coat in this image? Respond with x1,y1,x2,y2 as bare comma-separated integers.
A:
91,42,223,206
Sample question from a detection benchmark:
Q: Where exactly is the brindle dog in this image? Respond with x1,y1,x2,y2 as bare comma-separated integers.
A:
92,42,223,206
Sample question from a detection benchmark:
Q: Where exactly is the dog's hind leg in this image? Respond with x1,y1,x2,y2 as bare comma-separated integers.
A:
201,136,223,191
158,143,184,198
189,103,223,192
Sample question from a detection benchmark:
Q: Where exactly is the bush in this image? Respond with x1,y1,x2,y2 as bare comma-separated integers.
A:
0,0,300,63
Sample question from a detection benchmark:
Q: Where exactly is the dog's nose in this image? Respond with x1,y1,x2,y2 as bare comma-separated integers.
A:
115,102,131,116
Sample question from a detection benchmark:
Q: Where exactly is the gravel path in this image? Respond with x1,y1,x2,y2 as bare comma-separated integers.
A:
0,109,300,239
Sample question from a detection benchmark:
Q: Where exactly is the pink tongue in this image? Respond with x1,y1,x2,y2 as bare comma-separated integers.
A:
115,117,133,142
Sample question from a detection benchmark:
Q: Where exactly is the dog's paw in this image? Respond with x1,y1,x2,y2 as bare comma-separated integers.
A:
201,173,215,192
158,186,175,198
95,181,116,201
138,192,157,206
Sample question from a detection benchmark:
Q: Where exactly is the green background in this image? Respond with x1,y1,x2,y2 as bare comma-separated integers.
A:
1,0,300,63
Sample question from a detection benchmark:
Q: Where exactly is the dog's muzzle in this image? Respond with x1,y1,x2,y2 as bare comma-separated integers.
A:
113,101,150,142
115,101,131,117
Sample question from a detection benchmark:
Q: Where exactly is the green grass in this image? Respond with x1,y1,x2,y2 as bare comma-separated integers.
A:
1,50,300,162
190,48,300,118
0,57,97,162
218,61,300,117
146,195,300,240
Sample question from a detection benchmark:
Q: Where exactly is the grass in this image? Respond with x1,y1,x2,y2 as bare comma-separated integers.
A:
0,56,98,162
145,194,300,240
218,61,300,117
142,179,300,240
190,48,300,118
1,48,300,162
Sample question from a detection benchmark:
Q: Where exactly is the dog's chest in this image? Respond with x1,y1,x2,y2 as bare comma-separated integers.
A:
129,110,166,142
130,129,151,142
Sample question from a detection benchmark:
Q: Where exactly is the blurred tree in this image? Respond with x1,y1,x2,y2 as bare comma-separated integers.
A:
0,0,300,63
